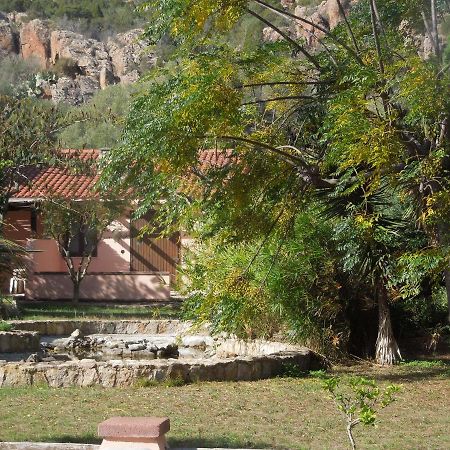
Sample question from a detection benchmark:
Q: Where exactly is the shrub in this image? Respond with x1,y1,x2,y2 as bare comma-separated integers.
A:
0,321,13,332
0,56,40,97
51,57,81,78
58,84,136,148
181,209,348,352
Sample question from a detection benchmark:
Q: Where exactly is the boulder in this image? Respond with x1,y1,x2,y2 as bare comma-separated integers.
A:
70,329,84,339
20,19,50,68
128,343,146,352
262,0,354,46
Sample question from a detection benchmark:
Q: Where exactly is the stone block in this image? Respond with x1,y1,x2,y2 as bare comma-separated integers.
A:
98,416,169,450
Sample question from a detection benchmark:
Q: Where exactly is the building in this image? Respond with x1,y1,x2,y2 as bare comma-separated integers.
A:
3,149,180,301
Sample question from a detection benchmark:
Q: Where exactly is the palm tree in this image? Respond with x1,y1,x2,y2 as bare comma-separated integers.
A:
321,184,427,364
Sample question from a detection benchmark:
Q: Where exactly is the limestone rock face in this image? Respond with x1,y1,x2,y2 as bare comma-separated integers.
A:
106,29,155,83
263,0,353,46
20,19,50,68
0,17,17,57
49,75,100,105
50,29,113,77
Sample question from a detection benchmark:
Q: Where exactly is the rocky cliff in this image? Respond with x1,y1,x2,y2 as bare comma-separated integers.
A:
0,13,155,104
261,0,441,59
261,0,355,45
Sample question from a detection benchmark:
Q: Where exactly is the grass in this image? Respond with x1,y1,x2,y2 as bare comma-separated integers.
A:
0,320,12,331
0,361,449,449
17,302,181,321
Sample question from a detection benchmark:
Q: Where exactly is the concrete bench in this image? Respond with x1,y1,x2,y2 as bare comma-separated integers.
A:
98,417,170,450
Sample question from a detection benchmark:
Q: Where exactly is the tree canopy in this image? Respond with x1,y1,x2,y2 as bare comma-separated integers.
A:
101,0,450,364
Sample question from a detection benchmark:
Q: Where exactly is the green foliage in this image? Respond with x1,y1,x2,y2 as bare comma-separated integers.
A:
0,295,21,321
135,375,187,387
0,236,25,278
41,194,125,302
278,362,308,378
316,373,400,449
0,0,142,35
181,209,347,352
0,95,66,226
101,0,450,361
42,198,124,253
0,320,12,331
59,84,136,149
400,359,448,369
0,57,41,97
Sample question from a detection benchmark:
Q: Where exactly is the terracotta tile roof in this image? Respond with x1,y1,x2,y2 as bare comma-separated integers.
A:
196,149,235,172
12,149,100,200
178,149,236,197
11,148,234,202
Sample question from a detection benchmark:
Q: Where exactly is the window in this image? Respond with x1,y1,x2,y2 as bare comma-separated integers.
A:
64,225,98,257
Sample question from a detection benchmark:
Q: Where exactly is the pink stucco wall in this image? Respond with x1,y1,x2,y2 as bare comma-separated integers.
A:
26,272,170,300
24,216,132,273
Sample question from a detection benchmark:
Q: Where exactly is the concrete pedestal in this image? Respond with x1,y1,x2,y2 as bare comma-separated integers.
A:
98,417,170,450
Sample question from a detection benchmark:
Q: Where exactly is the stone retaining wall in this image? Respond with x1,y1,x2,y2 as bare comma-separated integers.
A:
0,350,311,387
215,339,299,358
9,320,191,336
0,331,40,353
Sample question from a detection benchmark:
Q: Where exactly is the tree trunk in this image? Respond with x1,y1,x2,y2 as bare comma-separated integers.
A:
72,281,80,304
347,422,356,450
375,282,401,365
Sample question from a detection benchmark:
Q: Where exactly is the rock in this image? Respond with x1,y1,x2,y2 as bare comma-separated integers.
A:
133,350,156,359
105,341,120,349
26,353,41,363
41,356,56,362
106,29,155,82
99,66,116,89
0,18,17,57
0,331,40,353
50,76,97,105
77,75,100,101
261,0,354,46
280,0,295,8
178,347,204,359
70,329,84,339
128,343,146,352
6,12,28,24
20,19,50,68
181,335,209,349
104,348,123,357
50,29,112,78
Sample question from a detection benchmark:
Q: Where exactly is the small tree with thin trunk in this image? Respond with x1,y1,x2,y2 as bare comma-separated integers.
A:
41,198,123,303
317,373,400,450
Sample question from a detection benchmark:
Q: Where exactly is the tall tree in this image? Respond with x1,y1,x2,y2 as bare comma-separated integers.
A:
102,0,449,363
0,96,62,228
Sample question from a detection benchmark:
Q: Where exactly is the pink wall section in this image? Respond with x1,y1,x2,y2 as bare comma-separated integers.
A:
4,210,172,300
26,272,170,300
17,216,132,274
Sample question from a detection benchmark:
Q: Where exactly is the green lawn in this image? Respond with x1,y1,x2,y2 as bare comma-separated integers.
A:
17,302,181,321
0,362,449,449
